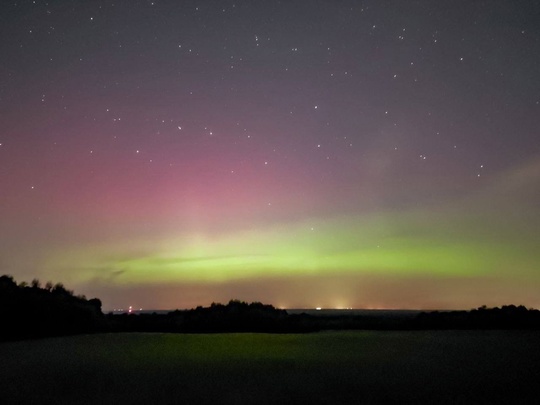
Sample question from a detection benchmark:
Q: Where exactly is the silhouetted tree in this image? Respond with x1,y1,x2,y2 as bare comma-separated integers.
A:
0,275,16,289
0,275,107,341
88,298,102,312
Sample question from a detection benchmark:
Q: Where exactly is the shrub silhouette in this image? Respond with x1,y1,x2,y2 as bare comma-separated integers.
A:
0,275,106,341
413,305,540,329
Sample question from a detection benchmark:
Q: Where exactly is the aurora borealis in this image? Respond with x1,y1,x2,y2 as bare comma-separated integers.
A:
1,1,539,310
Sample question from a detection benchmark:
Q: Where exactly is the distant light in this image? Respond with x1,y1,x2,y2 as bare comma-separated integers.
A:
316,307,322,311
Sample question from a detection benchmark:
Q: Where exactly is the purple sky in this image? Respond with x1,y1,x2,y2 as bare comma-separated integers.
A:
1,1,539,310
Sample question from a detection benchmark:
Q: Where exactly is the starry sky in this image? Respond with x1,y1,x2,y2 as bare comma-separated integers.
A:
1,0,539,310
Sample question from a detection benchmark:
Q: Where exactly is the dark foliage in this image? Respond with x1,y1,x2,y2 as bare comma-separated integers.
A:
0,275,106,341
3,274,540,341
107,303,540,334
107,299,312,333
413,305,540,330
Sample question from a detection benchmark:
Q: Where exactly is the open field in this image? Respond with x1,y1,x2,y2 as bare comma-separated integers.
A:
1,331,540,404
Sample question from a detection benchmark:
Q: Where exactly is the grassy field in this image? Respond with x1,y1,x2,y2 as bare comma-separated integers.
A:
1,331,540,404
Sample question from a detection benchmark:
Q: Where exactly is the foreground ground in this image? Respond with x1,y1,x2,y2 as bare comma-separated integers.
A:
1,331,539,404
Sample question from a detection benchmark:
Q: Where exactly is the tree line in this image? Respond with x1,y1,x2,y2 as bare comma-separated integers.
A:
2,274,540,341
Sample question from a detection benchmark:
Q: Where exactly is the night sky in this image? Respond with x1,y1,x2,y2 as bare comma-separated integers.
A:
1,0,539,310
